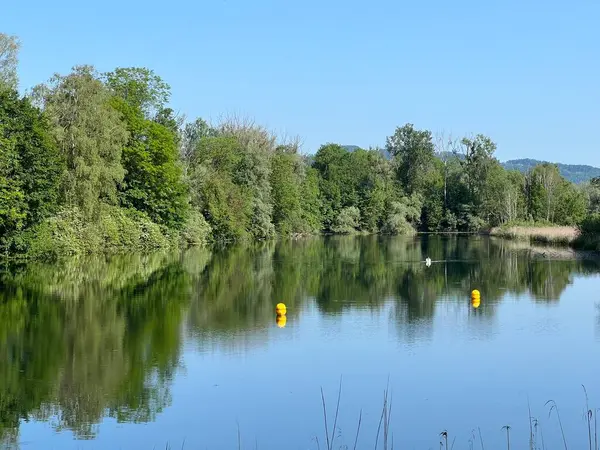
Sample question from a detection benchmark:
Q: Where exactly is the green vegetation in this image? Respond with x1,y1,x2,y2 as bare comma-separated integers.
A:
2,32,599,258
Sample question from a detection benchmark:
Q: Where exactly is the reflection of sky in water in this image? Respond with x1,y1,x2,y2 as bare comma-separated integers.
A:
4,237,600,449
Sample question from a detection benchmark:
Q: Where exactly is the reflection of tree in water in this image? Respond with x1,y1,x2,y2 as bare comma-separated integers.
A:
186,243,276,354
1,236,598,444
0,250,209,443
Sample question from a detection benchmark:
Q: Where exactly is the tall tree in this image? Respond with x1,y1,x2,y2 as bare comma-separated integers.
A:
526,163,562,222
216,117,276,240
0,89,64,241
111,98,189,229
386,123,436,195
460,134,497,206
0,33,19,90
313,143,353,230
189,135,252,242
270,146,304,234
105,68,189,230
33,65,128,217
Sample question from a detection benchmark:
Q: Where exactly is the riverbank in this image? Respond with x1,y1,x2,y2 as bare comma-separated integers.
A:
489,222,600,253
489,224,580,246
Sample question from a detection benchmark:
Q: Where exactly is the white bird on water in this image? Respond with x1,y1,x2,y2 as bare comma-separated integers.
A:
425,257,432,267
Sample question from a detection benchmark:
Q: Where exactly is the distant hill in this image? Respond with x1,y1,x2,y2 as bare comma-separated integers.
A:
502,159,600,184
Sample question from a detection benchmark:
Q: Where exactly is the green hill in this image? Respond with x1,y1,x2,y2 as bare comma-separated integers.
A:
502,159,600,184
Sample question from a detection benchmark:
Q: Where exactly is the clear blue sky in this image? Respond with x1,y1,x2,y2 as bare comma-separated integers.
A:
2,0,599,164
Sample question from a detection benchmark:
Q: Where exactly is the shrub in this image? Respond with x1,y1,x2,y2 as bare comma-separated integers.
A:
332,206,360,234
180,210,212,247
22,205,176,259
579,214,600,235
381,200,419,235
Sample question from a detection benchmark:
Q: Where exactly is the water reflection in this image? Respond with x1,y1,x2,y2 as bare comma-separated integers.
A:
0,235,599,446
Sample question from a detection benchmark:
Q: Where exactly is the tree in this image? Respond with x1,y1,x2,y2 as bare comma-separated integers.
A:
584,177,600,214
216,116,276,240
460,134,497,206
554,180,587,225
189,136,252,242
313,143,353,230
0,33,19,90
0,118,25,239
0,89,64,242
386,124,436,195
526,163,562,222
110,95,188,230
180,117,217,167
270,148,304,234
32,65,128,217
480,162,514,226
300,165,323,232
104,67,169,119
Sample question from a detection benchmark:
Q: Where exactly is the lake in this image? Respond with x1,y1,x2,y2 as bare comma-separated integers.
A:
1,235,599,449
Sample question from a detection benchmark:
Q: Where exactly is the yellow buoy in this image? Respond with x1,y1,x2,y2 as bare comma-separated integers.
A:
471,289,481,308
276,303,287,316
276,315,287,328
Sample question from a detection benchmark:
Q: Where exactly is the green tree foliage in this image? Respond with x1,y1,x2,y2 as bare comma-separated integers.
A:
299,165,323,232
33,65,128,217
460,134,498,208
180,117,217,168
105,68,188,229
103,67,170,119
584,177,600,214
216,118,276,240
189,136,253,243
110,97,188,229
0,88,64,243
313,143,349,229
313,143,427,234
526,163,563,222
386,123,437,196
270,147,306,234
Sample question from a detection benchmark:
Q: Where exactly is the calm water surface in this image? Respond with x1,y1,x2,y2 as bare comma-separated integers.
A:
1,235,599,449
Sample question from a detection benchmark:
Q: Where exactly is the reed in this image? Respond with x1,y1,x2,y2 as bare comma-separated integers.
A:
490,225,579,246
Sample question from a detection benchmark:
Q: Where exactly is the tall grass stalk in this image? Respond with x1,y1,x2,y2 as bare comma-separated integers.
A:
546,399,568,450
352,409,363,450
584,385,593,450
502,425,511,450
478,427,485,450
320,376,342,450
528,399,534,450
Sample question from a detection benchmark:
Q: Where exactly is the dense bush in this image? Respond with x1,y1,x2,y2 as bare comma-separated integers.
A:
23,206,174,259
332,207,361,234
